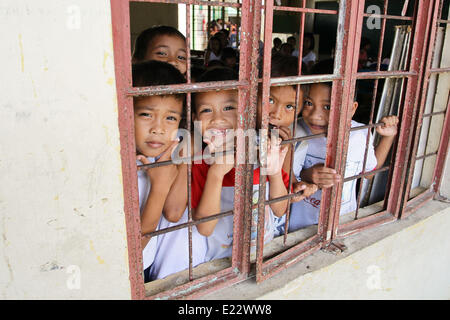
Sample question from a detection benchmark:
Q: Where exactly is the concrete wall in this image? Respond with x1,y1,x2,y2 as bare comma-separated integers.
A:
0,0,130,299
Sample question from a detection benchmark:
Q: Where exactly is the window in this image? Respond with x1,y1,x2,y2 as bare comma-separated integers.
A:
110,0,450,299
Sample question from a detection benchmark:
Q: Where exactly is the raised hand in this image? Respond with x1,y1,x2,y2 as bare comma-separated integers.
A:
300,163,341,189
376,115,399,137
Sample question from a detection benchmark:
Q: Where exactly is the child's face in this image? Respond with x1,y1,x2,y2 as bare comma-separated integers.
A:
194,90,238,147
134,95,183,158
302,83,331,134
145,34,187,74
257,85,300,129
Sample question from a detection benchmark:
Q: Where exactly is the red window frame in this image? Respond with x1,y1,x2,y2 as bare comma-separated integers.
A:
110,0,449,299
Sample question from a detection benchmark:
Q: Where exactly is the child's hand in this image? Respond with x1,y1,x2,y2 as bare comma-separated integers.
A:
276,126,292,142
376,115,399,137
291,181,318,202
300,163,341,189
137,140,179,190
205,137,235,178
264,136,289,176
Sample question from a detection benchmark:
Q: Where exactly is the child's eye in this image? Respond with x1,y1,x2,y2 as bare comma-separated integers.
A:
269,98,274,104
178,55,187,61
304,100,313,107
324,105,331,111
224,105,236,111
166,116,178,121
286,104,295,111
199,107,212,114
138,112,151,117
155,51,167,57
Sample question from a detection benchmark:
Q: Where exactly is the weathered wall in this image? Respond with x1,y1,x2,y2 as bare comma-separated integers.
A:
0,0,131,299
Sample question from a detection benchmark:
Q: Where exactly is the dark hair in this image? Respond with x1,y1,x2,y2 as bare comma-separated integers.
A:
221,47,237,61
208,35,223,52
304,33,315,51
287,36,296,44
273,37,282,46
309,59,358,101
132,60,187,127
271,54,299,77
132,26,186,63
280,43,293,55
193,66,238,112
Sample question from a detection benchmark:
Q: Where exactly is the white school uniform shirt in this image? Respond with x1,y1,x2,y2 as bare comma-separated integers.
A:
289,119,378,231
137,156,159,270
149,209,208,280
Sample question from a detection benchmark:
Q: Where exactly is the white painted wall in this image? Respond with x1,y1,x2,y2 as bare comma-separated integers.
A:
0,0,131,299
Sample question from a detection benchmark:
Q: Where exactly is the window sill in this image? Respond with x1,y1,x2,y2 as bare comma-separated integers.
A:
199,198,450,300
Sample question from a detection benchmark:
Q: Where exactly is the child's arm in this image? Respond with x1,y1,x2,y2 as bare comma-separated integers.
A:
162,164,187,223
266,137,290,217
138,143,179,243
193,145,235,236
373,115,399,169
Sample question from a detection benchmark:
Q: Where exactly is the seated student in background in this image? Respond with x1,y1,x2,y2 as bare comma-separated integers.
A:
132,60,207,282
132,25,187,75
301,33,316,74
221,47,238,72
191,67,291,261
289,59,399,231
204,35,223,67
256,54,318,236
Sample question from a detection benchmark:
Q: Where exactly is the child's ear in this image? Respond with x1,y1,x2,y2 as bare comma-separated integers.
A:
351,101,358,117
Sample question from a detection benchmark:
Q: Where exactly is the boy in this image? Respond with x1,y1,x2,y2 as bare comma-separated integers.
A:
132,25,187,75
289,59,399,231
257,55,318,236
133,60,206,281
191,67,291,261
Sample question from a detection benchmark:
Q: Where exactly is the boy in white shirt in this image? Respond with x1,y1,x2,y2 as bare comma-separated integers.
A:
133,60,206,282
289,60,399,231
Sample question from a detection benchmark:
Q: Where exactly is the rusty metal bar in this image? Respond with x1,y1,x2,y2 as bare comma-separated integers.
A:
362,13,413,21
388,0,435,219
131,0,241,8
354,70,416,79
256,0,274,283
343,166,390,183
269,74,341,86
231,0,262,277
401,0,441,219
327,0,365,244
414,151,438,161
185,3,193,282
422,110,446,117
431,94,450,193
143,210,234,238
129,80,248,96
429,67,450,73
110,0,145,300
273,6,338,15
283,0,307,244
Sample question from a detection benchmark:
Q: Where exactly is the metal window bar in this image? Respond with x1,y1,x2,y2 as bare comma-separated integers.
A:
402,0,450,218
112,0,444,299
333,0,436,236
